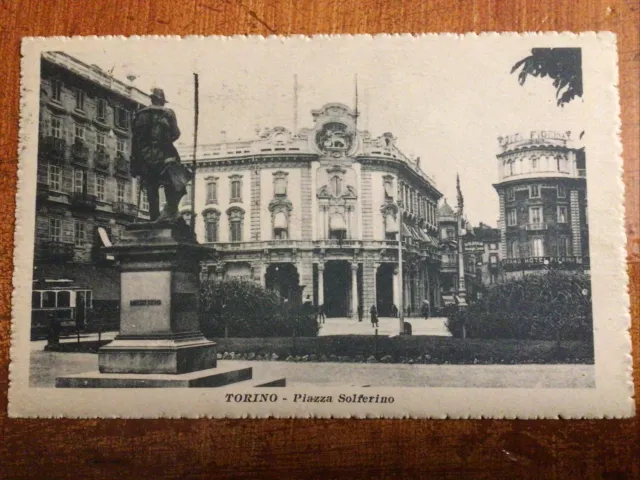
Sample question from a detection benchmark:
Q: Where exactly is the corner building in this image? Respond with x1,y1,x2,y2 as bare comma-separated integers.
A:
36,52,149,320
493,131,589,278
183,104,442,318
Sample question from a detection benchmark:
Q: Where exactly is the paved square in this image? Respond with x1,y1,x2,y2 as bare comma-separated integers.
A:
318,317,451,337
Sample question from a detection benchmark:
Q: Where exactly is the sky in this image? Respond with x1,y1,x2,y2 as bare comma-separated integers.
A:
65,35,586,227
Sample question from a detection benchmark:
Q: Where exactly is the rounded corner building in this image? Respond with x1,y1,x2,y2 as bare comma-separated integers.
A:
180,103,443,318
493,131,589,278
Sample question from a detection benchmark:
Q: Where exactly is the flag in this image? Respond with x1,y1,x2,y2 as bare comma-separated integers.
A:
456,174,464,216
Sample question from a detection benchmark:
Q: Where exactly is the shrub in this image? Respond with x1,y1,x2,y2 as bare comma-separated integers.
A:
446,271,593,341
200,279,319,338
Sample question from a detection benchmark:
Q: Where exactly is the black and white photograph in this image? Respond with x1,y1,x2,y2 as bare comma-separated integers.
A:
10,34,632,418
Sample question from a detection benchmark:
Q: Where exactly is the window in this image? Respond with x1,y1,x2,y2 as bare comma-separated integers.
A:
446,228,455,239
73,168,86,193
141,188,149,212
385,232,397,241
114,106,129,129
230,176,243,202
383,176,394,200
97,99,107,121
490,243,498,250
531,157,538,170
48,164,62,191
530,184,540,198
489,254,498,265
509,161,514,176
50,79,62,102
74,221,85,247
508,239,519,258
116,138,126,154
273,173,288,197
507,208,517,226
557,185,566,198
96,175,106,201
57,291,70,308
273,211,288,240
531,238,545,257
558,237,572,256
507,188,515,201
32,291,42,309
42,291,56,308
331,176,342,197
116,179,126,203
74,124,84,145
96,133,106,150
557,205,568,223
228,208,244,242
49,218,62,242
206,178,217,204
74,89,85,111
50,117,62,138
529,206,543,225
204,211,220,242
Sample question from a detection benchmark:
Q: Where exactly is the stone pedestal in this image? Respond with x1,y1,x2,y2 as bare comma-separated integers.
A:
57,221,257,388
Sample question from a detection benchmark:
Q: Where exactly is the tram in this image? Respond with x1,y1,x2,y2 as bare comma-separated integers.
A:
31,279,93,339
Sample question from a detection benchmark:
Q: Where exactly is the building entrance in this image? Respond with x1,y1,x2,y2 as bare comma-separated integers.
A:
323,260,350,317
265,263,301,306
376,263,395,316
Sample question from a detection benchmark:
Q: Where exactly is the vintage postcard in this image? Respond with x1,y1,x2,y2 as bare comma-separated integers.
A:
10,33,633,418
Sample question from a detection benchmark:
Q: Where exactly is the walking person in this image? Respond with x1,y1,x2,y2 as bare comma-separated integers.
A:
317,304,326,324
421,299,430,319
357,304,363,323
370,304,378,328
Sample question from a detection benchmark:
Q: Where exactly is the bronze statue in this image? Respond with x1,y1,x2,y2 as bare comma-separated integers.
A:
131,88,192,222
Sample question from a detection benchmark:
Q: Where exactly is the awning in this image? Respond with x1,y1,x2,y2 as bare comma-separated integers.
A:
384,214,399,234
401,224,412,238
329,213,347,231
273,211,288,229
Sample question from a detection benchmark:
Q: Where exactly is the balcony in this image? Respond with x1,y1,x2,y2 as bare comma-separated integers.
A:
501,256,586,272
70,142,90,166
94,149,111,172
114,153,130,175
71,191,97,211
440,260,458,272
38,136,67,163
526,223,548,231
35,241,75,263
112,201,138,217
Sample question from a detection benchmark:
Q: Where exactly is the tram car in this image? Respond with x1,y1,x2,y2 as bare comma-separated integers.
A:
31,279,93,339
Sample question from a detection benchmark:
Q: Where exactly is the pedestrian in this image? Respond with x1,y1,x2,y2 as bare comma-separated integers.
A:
357,304,363,322
317,304,326,324
370,304,378,328
407,305,412,317
391,304,398,318
421,300,430,319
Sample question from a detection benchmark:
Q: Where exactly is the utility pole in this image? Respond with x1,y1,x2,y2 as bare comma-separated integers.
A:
191,73,199,235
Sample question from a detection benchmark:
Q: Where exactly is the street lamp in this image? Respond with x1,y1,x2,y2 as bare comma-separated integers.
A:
397,200,405,335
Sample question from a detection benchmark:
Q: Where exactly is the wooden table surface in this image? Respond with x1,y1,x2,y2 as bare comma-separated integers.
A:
0,1,638,478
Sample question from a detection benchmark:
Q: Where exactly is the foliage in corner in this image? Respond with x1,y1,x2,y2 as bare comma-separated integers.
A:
511,48,583,106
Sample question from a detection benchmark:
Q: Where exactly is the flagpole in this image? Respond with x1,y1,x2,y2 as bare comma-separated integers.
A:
191,73,199,235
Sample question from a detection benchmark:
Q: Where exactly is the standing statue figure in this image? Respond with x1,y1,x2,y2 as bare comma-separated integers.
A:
131,88,192,223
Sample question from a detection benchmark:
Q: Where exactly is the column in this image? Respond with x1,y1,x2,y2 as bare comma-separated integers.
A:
317,262,325,306
569,189,582,257
362,260,377,313
425,263,432,315
351,262,359,319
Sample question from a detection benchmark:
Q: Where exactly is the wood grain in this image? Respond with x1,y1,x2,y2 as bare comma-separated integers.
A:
0,1,638,478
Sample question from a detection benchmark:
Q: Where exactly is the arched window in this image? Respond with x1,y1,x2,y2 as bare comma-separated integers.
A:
329,213,346,240
531,157,538,171
227,207,245,242
273,211,288,240
204,210,220,243
229,175,243,203
331,175,342,196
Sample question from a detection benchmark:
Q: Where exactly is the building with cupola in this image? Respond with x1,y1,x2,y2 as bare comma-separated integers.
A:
180,103,443,318
493,131,589,278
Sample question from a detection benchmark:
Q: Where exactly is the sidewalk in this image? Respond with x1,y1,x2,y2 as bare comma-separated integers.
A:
318,317,451,337
31,331,117,352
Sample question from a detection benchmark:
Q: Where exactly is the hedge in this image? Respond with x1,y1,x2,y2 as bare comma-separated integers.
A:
212,335,594,364
447,271,593,341
200,279,318,338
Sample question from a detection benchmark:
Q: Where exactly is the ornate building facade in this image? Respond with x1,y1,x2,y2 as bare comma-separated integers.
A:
182,103,442,318
36,51,149,315
493,131,589,278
